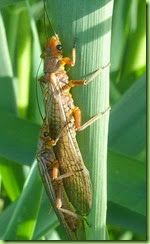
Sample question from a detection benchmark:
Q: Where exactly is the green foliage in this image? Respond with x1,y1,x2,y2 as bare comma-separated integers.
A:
0,0,146,241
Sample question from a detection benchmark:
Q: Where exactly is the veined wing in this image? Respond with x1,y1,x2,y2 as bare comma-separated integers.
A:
55,120,92,216
42,77,92,216
42,79,66,140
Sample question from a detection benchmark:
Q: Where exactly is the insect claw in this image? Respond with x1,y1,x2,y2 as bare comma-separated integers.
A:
73,38,77,48
83,217,91,228
101,106,111,115
102,62,111,69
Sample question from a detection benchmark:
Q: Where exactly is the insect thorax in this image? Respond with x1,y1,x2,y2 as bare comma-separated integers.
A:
44,56,61,73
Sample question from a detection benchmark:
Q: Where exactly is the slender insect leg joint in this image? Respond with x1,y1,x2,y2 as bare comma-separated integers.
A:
68,80,85,88
53,168,84,182
61,38,77,67
77,106,111,132
58,207,83,220
53,172,74,182
56,183,82,221
84,62,111,85
71,38,77,66
52,161,59,180
66,62,111,87
72,106,81,130
56,182,63,209
59,207,90,228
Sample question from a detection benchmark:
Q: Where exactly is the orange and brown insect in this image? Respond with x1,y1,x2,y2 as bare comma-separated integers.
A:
39,34,110,217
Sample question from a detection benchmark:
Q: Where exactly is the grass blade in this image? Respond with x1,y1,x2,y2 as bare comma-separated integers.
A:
109,73,146,156
4,162,43,240
0,0,24,8
0,111,39,165
26,0,44,123
32,191,58,240
108,150,146,216
0,157,24,201
0,13,13,77
111,0,132,73
0,201,17,239
120,0,146,91
107,202,146,238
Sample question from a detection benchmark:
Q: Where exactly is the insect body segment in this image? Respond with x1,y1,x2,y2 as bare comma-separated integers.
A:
40,36,83,131
37,120,83,239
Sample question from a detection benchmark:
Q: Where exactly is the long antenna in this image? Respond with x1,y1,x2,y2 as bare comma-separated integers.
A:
43,0,57,36
43,0,49,40
36,60,44,121
36,0,59,123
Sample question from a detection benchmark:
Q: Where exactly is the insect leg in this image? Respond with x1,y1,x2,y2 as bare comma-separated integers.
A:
72,106,81,130
58,208,83,220
71,38,77,66
64,62,111,89
76,106,111,132
56,181,63,209
55,177,83,221
84,62,111,85
56,185,83,220
51,161,59,179
70,105,110,131
50,157,74,181
62,62,110,93
61,38,77,67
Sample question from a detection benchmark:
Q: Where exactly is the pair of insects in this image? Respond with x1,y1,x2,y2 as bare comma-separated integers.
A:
36,33,110,239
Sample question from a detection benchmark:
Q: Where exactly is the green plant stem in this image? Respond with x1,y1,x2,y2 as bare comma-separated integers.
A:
46,0,113,240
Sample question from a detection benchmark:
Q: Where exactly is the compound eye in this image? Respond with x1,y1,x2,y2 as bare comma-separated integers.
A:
56,44,62,51
43,131,49,137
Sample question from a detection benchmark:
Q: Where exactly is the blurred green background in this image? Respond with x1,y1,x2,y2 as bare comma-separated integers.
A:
0,0,146,241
